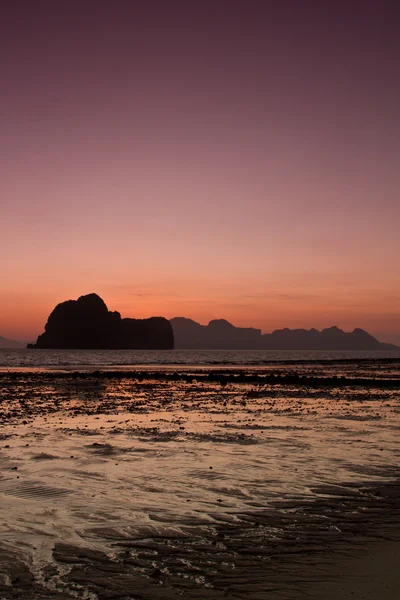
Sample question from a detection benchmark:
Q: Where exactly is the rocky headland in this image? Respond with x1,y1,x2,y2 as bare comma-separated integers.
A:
28,293,174,349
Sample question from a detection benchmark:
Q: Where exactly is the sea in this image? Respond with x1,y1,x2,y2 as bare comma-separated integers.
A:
1,347,400,370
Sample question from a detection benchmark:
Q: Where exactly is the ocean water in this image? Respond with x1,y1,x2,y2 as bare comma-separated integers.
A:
1,347,400,370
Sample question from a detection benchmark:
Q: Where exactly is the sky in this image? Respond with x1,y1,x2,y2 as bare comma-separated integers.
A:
1,1,399,344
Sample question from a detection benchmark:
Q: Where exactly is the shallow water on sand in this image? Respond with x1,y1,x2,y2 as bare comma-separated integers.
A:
0,368,400,599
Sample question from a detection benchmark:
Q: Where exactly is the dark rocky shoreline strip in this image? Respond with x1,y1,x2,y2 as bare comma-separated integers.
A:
1,369,400,388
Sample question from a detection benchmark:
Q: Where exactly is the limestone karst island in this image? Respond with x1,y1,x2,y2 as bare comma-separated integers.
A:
27,293,174,349
26,293,397,351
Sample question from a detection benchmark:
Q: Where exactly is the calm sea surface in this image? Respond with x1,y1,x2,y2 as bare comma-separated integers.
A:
1,348,400,370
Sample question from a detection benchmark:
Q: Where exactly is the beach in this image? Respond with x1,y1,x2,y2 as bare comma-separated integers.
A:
1,361,400,599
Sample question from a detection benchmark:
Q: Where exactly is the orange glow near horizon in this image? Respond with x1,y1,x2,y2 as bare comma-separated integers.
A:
1,271,399,344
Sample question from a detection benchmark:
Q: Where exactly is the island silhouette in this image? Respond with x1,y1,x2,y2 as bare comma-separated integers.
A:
0,335,25,349
170,317,398,351
27,293,174,349
21,293,399,350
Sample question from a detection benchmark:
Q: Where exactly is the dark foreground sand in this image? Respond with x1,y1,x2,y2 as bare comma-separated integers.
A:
0,368,399,599
306,540,400,599
1,483,400,599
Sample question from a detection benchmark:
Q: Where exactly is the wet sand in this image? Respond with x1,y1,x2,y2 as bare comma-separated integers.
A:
0,367,400,598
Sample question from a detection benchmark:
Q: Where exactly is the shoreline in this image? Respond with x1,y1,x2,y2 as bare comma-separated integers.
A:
1,352,400,376
1,366,399,598
0,365,399,386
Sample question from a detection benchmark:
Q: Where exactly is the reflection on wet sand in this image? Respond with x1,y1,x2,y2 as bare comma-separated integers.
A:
0,367,399,598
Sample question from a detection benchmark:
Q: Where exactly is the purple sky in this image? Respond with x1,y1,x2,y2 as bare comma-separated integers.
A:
1,1,399,344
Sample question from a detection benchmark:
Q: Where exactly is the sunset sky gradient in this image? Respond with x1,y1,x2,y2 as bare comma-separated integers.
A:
1,1,399,343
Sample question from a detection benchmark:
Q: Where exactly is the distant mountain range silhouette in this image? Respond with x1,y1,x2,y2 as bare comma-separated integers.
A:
28,294,173,349
0,335,25,349
170,317,398,351
2,295,397,351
